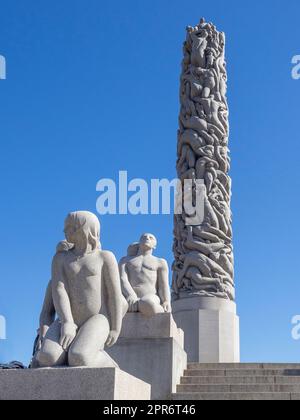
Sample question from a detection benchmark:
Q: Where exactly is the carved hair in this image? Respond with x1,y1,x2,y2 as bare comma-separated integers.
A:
56,240,74,253
127,243,140,257
65,211,101,251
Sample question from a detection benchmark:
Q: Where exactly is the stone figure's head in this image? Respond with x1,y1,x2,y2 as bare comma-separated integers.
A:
139,233,157,252
64,211,101,251
127,243,139,257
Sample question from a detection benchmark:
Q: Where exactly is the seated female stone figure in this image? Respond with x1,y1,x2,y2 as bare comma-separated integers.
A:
33,211,124,368
119,234,171,318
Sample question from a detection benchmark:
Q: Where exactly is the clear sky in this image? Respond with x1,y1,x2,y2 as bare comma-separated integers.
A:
0,0,300,365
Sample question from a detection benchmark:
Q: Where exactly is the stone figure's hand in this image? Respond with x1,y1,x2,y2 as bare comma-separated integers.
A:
106,330,120,348
35,329,43,352
162,301,172,313
127,295,139,312
37,325,49,351
60,322,78,350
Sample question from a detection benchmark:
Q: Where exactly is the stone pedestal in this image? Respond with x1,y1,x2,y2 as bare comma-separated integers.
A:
107,313,187,400
172,297,240,363
0,367,151,400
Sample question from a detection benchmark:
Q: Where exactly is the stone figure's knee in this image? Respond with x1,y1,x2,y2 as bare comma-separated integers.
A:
139,299,158,317
68,349,90,367
36,350,58,368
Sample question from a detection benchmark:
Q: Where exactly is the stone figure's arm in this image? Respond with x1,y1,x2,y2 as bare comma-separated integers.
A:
33,280,56,352
157,259,171,313
39,280,55,337
51,254,77,350
103,251,123,347
119,260,138,303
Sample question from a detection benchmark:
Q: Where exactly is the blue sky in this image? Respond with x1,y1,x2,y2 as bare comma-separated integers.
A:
0,0,300,364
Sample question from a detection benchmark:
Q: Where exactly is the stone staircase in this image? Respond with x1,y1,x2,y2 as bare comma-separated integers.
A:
172,364,300,400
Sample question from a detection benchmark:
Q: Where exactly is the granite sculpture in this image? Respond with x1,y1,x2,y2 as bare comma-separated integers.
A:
119,234,172,317
173,18,235,301
32,211,124,368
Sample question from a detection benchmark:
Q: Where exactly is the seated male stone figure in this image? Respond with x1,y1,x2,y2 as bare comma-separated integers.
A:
119,234,171,317
33,211,124,368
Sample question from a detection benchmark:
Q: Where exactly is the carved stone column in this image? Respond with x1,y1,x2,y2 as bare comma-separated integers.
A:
172,18,240,363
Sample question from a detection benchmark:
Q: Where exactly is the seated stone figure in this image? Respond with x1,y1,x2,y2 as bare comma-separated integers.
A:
32,211,124,368
32,241,73,359
119,234,171,317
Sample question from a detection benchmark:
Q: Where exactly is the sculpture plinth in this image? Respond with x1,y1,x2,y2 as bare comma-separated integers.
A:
172,19,240,363
107,313,187,400
0,368,151,400
172,296,239,363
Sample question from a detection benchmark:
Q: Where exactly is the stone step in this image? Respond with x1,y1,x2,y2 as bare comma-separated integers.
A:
185,369,300,377
181,375,300,385
187,363,300,370
177,384,300,393
172,392,300,401
173,364,300,400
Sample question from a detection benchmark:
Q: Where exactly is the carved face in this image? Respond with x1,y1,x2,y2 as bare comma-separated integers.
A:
139,233,157,251
64,219,77,244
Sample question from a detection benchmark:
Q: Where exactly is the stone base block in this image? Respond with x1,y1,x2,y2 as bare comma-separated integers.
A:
172,297,240,363
107,313,187,400
0,367,151,400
